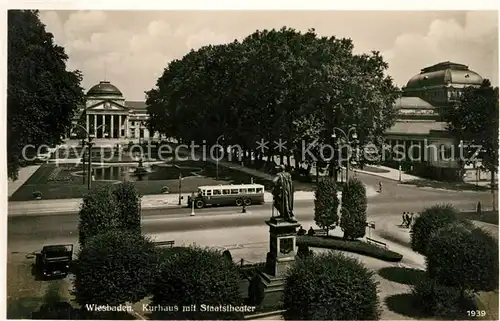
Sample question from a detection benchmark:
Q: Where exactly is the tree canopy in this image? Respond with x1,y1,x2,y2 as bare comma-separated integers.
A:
444,79,499,196
8,10,84,180
146,27,399,173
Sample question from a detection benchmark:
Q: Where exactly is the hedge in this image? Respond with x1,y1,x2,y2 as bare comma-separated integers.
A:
73,230,158,307
313,178,340,235
426,223,499,293
410,204,460,255
151,246,244,320
296,236,403,262
284,251,381,320
340,178,367,240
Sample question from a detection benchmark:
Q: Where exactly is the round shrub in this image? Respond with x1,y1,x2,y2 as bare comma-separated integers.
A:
33,191,42,199
161,186,170,194
222,250,233,262
151,246,244,320
296,244,313,259
410,204,458,255
74,230,158,307
426,223,499,293
340,178,367,240
284,251,380,320
412,277,472,318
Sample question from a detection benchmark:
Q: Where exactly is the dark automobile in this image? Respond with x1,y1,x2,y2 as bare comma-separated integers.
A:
35,244,73,278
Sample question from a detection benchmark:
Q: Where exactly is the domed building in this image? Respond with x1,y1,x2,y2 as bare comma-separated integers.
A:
71,80,159,140
384,61,484,181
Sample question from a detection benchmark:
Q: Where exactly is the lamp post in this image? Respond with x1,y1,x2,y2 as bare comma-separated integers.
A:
178,173,183,205
72,123,105,190
216,134,224,180
332,127,358,183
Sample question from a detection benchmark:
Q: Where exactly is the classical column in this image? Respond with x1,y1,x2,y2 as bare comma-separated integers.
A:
94,114,97,137
125,116,129,138
119,115,122,138
111,114,114,139
86,114,90,134
102,114,106,138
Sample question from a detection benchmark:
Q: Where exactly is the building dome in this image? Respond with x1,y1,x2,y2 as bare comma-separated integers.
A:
405,61,483,89
87,81,123,96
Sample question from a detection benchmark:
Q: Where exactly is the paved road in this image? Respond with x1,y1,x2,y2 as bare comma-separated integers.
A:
9,193,490,254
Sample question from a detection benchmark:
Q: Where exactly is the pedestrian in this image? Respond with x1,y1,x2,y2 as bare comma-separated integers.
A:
378,181,383,193
405,213,411,228
297,225,306,236
401,212,407,226
307,227,315,236
477,201,482,216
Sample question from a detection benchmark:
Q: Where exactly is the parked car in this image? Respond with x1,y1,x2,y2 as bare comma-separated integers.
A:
35,244,73,278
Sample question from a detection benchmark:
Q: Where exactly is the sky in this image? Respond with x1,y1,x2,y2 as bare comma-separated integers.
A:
39,10,499,101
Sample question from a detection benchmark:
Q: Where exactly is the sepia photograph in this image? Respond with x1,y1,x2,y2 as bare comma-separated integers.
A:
5,7,499,320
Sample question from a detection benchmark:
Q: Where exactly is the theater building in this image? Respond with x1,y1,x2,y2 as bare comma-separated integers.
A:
384,61,484,181
70,80,160,141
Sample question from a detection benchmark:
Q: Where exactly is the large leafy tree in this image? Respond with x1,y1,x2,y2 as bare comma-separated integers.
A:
146,27,398,173
8,10,84,179
445,79,499,208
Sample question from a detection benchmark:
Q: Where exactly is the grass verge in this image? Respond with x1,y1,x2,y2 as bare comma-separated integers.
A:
403,178,492,191
297,235,403,262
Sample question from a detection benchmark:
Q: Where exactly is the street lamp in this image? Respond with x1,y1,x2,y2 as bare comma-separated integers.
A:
332,127,358,183
72,123,105,190
216,134,224,180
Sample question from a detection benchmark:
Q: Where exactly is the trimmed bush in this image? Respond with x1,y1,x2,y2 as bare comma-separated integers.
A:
151,246,244,320
426,223,499,293
113,182,141,235
222,249,233,262
297,235,403,262
412,277,475,318
78,185,120,247
314,178,340,235
33,191,42,199
410,203,458,255
73,230,158,307
284,252,380,320
340,178,367,240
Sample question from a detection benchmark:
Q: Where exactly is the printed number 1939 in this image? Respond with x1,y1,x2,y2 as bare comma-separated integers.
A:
467,310,486,317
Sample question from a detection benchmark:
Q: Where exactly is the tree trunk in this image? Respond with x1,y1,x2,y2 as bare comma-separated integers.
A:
491,170,496,211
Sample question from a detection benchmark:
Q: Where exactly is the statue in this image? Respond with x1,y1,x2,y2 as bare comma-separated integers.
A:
272,165,296,221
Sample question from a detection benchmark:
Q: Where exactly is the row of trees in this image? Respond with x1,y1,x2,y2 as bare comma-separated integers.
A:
8,10,84,180
313,178,367,239
146,27,400,174
410,204,498,317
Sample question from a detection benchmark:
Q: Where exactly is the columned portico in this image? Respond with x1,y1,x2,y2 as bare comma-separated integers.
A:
73,80,161,142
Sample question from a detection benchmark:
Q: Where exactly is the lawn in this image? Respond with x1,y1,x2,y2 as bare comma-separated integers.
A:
403,178,493,192
297,235,403,262
10,158,316,201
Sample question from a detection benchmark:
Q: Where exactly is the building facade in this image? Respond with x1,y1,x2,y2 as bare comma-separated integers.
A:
384,61,484,181
71,81,159,140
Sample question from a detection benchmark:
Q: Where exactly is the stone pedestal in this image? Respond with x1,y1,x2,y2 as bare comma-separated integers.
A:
256,217,300,309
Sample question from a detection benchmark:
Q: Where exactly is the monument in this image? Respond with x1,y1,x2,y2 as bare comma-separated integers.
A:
252,165,301,308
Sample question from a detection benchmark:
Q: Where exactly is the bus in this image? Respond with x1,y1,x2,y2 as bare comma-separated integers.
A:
187,184,265,209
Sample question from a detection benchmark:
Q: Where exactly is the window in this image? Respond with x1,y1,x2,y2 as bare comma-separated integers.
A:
231,189,239,194
239,188,247,193
213,189,221,195
222,189,230,195
206,190,212,196
256,188,263,193
248,188,256,193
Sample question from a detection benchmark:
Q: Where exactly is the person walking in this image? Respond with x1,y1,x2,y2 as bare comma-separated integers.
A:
401,212,407,226
378,181,383,193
